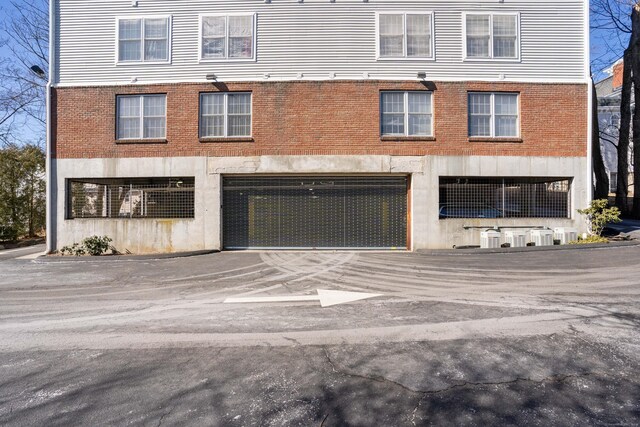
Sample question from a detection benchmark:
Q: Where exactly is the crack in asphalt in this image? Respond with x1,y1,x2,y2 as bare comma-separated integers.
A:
322,347,611,399
156,407,172,427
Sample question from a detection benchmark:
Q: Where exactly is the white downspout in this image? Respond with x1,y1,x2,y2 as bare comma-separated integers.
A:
45,0,55,253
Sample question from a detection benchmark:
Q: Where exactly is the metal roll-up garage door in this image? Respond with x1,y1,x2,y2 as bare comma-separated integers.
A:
222,176,408,249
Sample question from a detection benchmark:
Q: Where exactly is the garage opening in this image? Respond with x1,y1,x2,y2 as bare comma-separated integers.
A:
222,176,408,249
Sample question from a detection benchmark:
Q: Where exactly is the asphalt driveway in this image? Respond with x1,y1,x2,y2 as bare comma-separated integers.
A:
0,246,639,426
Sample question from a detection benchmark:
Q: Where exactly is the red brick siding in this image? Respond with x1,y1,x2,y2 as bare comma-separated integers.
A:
53,80,587,159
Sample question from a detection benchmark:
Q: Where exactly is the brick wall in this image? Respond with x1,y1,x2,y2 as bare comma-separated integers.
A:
53,80,587,159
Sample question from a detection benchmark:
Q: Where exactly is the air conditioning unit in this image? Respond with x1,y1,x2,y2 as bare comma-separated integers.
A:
554,227,578,245
530,229,554,246
505,230,527,248
480,230,501,249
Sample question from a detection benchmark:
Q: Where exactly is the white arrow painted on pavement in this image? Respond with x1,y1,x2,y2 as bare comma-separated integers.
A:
224,289,383,308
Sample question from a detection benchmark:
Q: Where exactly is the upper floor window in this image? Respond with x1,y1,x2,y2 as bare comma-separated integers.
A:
378,13,434,59
200,92,252,138
117,17,171,63
117,95,166,140
465,13,519,60
468,93,519,138
381,91,433,137
200,14,255,61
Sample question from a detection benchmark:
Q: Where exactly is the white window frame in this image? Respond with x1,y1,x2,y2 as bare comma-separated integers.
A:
199,92,253,138
380,91,434,137
375,12,435,61
462,12,520,62
115,15,172,65
198,13,257,62
468,92,520,138
116,94,167,140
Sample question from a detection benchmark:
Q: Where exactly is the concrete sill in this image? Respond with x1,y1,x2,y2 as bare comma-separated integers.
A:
380,136,436,142
115,139,168,145
200,137,254,143
468,137,523,143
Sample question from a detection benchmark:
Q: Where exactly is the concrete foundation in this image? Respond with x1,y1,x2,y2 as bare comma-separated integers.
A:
53,155,589,253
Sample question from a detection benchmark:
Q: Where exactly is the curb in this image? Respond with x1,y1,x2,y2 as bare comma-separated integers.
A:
415,240,640,256
34,249,219,263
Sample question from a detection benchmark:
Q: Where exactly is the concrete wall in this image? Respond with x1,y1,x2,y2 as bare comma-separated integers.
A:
54,155,588,253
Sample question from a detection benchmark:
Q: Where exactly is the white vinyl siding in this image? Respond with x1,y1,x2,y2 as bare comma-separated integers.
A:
468,92,519,138
117,95,166,140
117,17,170,63
56,2,587,85
200,93,252,138
378,12,433,59
200,14,255,61
464,13,519,60
381,92,432,137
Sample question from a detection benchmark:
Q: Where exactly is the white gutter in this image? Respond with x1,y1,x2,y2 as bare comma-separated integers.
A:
45,0,55,253
584,0,593,207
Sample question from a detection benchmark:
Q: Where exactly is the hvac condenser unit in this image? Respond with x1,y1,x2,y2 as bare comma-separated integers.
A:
480,230,501,249
504,230,527,248
554,227,578,245
530,229,554,246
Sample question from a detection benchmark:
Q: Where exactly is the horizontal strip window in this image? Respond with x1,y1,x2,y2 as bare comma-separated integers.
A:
381,91,433,137
200,92,252,138
439,177,571,219
67,177,194,219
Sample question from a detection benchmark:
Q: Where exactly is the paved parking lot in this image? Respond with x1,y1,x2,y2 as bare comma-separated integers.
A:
0,246,639,426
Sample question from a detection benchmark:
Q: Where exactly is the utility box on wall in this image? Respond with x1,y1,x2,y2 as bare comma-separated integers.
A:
480,230,501,249
530,229,554,246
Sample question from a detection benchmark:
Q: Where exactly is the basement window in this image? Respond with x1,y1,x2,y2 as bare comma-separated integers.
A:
67,177,195,219
438,177,571,219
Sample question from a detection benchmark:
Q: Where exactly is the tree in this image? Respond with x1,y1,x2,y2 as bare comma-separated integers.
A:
0,144,45,237
591,0,640,216
0,0,48,147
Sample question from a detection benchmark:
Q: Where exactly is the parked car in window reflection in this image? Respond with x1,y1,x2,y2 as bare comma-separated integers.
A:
439,204,503,219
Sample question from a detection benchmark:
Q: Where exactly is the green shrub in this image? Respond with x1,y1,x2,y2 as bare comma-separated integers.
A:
569,235,609,245
577,199,622,237
82,235,113,256
59,235,113,256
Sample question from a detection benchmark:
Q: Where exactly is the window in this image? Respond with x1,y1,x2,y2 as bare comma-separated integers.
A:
439,177,571,219
381,92,433,137
378,13,433,59
465,13,518,59
68,178,195,219
117,95,166,140
609,172,618,193
200,93,252,138
468,93,519,138
200,14,255,60
117,17,170,63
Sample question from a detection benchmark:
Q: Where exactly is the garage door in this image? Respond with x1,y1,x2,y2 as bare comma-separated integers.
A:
222,176,408,249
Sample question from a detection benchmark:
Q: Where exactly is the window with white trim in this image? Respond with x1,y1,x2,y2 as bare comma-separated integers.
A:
117,95,166,140
117,17,170,63
381,92,433,137
378,13,433,59
200,93,252,138
201,14,255,60
465,13,518,59
468,93,519,138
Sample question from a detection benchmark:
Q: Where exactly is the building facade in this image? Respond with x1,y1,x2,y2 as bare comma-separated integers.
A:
49,0,591,253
